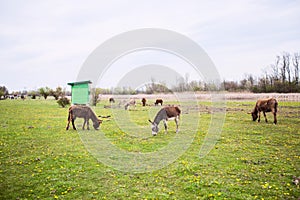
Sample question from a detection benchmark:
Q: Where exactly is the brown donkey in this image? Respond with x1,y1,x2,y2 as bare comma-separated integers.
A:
249,98,278,124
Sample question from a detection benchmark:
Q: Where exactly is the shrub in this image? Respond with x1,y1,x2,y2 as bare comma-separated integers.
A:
57,97,70,108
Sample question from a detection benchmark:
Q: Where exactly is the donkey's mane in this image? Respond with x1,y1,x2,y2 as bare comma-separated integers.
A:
153,109,166,124
87,107,99,123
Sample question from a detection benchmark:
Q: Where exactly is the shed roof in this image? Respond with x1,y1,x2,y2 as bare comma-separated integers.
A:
67,80,92,86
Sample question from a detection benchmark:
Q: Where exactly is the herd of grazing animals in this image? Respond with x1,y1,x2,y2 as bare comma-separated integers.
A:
66,97,279,135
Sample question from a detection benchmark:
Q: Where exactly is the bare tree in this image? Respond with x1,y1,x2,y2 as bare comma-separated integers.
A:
284,52,291,84
293,52,299,85
271,55,280,82
91,88,102,106
281,52,288,83
50,87,64,100
39,87,51,99
0,86,9,100
246,74,255,87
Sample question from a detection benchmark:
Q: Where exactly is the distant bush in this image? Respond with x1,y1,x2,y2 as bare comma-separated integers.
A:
57,97,70,108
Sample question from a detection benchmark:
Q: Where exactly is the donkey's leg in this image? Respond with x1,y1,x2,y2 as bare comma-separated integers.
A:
272,109,277,124
82,118,86,130
263,112,268,123
66,112,71,130
66,119,70,130
71,117,76,130
175,116,179,133
163,119,168,134
258,111,261,122
86,118,90,130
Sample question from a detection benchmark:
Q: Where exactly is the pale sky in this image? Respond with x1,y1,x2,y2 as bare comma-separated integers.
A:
1,0,299,91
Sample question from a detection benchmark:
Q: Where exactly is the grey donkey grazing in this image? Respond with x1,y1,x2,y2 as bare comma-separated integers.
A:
66,105,102,130
149,106,181,136
125,99,136,110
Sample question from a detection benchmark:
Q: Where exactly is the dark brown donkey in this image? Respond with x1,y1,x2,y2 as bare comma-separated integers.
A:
249,98,278,124
154,99,163,106
66,105,102,130
141,98,146,106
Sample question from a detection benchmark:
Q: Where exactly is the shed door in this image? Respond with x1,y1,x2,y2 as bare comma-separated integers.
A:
72,83,89,104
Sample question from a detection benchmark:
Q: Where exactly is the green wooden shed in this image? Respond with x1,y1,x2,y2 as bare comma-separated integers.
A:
67,80,92,105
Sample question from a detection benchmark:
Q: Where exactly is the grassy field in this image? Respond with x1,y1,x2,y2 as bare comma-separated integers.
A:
0,98,299,199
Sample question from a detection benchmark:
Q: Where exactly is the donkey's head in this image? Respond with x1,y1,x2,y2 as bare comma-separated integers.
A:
148,120,159,136
124,103,129,110
248,110,258,121
93,119,103,130
251,111,258,121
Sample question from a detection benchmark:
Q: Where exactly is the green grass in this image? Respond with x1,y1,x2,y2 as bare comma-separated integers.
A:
0,99,299,199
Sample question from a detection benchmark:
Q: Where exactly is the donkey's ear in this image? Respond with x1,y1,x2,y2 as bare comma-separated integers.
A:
148,119,153,124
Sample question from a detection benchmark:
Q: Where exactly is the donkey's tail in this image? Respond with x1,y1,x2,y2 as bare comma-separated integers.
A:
175,106,181,120
67,107,72,121
175,106,181,114
99,115,111,118
274,100,278,113
66,106,73,130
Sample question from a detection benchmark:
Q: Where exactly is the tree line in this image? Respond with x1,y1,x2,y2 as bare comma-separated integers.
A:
99,51,300,93
0,87,70,100
252,52,299,93
1,52,299,98
0,86,71,107
173,51,300,93
222,52,299,93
